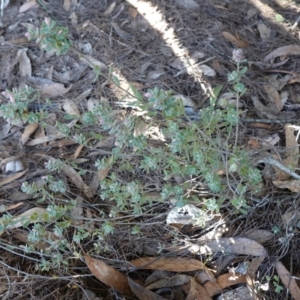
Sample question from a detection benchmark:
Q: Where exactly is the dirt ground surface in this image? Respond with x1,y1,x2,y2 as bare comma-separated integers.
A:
2,0,300,299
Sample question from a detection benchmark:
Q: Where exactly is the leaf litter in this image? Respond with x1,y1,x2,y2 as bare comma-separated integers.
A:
1,0,300,299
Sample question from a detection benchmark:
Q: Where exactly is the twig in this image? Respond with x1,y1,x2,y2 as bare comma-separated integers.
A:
257,157,300,180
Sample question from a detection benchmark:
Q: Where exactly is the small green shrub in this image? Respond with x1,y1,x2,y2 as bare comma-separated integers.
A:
0,15,263,273
26,17,71,55
0,86,42,124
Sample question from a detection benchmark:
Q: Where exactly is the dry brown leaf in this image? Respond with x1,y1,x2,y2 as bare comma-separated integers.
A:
61,163,93,198
0,207,46,236
264,45,300,62
288,74,300,84
217,273,246,289
273,180,300,192
262,134,280,147
40,83,71,97
97,167,111,181
199,237,267,257
103,2,116,16
13,229,58,250
275,125,299,180
6,37,29,45
36,154,92,198
276,261,300,300
248,255,266,278
284,124,299,168
257,23,271,42
26,136,52,146
129,7,138,18
29,77,71,98
203,281,223,297
63,0,71,11
146,274,190,290
50,139,77,147
128,277,164,300
185,277,212,300
248,122,272,129
282,210,300,228
268,74,293,90
212,59,226,75
89,173,101,195
249,58,290,70
263,85,282,111
248,138,261,149
242,229,274,245
280,90,289,106
220,286,254,300
70,196,83,225
198,64,216,77
85,256,133,295
63,99,81,118
251,96,280,119
8,192,32,201
5,202,24,211
248,133,280,149
173,94,196,107
112,22,132,40
21,123,39,145
129,257,205,272
79,54,106,69
17,49,32,77
222,31,249,48
19,0,38,13
72,144,85,159
0,169,27,187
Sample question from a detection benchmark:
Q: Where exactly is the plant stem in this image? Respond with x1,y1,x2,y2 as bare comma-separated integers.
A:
234,61,240,151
